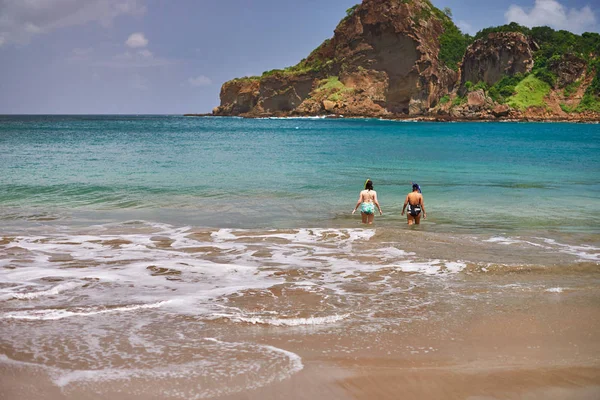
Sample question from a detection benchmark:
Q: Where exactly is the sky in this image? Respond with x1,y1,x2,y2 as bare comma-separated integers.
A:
0,0,598,114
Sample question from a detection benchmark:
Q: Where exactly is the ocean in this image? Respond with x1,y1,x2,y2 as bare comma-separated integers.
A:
1,115,599,399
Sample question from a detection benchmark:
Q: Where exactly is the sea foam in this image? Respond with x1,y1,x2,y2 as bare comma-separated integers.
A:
1,301,169,321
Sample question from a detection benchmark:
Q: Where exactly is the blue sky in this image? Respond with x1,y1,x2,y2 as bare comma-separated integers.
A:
0,0,598,114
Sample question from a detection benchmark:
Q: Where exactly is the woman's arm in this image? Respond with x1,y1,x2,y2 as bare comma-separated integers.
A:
374,192,383,215
352,192,363,214
401,195,409,215
420,195,426,218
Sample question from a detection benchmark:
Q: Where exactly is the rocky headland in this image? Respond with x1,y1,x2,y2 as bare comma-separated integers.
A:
208,0,600,122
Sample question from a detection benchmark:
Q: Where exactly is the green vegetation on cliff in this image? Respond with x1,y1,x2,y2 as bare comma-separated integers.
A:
316,76,345,91
563,80,581,97
346,4,359,17
577,62,600,112
487,74,524,103
507,75,551,110
452,94,466,107
560,103,576,113
438,22,471,71
467,23,600,112
261,37,335,79
230,76,260,83
561,60,600,111
430,5,472,71
577,95,600,112
405,1,471,71
466,74,552,110
474,24,600,59
474,23,600,89
314,76,355,102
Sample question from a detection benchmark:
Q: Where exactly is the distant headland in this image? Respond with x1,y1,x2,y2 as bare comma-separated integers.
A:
196,0,600,122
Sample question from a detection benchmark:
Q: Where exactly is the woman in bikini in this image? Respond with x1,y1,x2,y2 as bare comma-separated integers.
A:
401,183,426,225
352,179,383,224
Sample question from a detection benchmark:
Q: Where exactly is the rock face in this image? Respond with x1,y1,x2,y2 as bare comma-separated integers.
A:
549,53,587,88
214,0,457,117
217,79,260,115
460,32,534,90
492,104,510,117
325,0,457,115
466,89,494,111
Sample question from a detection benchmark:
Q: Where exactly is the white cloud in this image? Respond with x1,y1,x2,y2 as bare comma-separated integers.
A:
125,32,148,48
67,41,172,69
188,75,212,87
505,0,597,34
137,49,152,57
0,0,146,45
96,50,173,68
457,20,475,35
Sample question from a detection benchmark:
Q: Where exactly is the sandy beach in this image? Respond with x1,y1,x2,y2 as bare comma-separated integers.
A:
2,254,599,400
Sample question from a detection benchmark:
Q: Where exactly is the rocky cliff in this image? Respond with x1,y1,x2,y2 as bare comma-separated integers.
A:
211,0,600,121
441,30,599,121
459,32,535,92
214,0,458,117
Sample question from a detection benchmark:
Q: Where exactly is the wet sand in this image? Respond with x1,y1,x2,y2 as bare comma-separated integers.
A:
3,363,599,400
224,298,600,400
2,226,599,400
2,280,599,400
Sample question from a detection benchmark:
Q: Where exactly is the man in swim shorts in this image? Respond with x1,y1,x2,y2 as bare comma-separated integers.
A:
401,183,426,225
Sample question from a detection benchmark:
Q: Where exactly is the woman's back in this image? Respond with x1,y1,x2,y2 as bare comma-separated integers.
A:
353,180,382,224
361,190,376,203
407,192,422,205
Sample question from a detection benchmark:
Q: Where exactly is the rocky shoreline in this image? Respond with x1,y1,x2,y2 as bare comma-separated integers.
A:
184,113,599,123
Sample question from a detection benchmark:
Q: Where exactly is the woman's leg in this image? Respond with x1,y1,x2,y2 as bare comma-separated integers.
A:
414,213,422,224
367,213,375,224
361,212,368,224
407,214,415,225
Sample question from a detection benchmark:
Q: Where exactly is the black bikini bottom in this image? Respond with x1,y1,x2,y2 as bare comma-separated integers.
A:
408,204,421,217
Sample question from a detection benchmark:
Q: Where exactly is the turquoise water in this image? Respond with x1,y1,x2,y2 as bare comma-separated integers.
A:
1,115,599,232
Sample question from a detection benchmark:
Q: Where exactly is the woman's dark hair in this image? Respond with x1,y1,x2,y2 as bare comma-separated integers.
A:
365,179,374,191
